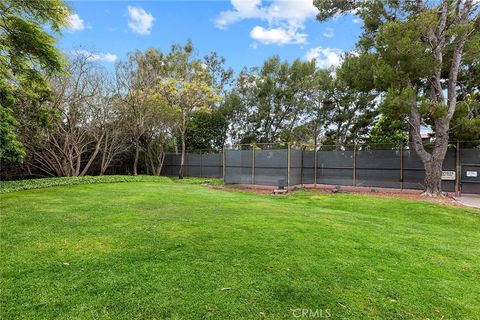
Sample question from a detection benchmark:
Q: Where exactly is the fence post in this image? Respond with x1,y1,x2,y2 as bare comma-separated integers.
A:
287,142,291,187
400,144,404,191
352,143,357,186
300,146,304,187
222,146,226,183
251,144,255,185
314,144,318,188
455,140,460,195
199,150,203,178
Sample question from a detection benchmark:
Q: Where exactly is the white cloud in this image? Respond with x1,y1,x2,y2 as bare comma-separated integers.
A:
215,0,317,45
322,27,334,38
305,47,343,69
71,50,118,63
250,26,307,45
352,18,362,24
67,13,85,31
100,53,118,62
127,6,155,35
216,0,317,28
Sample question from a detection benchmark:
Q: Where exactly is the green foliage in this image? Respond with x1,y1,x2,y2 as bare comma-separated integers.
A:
368,114,408,146
0,175,171,194
230,56,317,143
1,183,479,318
185,108,228,151
321,59,378,146
0,106,25,164
314,0,480,124
450,95,480,142
0,0,70,164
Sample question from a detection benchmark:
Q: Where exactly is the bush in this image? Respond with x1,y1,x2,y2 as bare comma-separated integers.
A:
0,175,171,194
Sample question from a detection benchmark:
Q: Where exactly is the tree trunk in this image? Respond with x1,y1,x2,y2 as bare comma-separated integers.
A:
100,147,107,176
423,158,443,195
409,100,449,196
155,152,165,176
133,138,140,176
80,134,104,176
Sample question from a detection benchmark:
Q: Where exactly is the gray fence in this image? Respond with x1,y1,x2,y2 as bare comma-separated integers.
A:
161,145,480,194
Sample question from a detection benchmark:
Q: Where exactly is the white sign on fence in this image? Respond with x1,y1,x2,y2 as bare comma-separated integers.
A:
441,171,456,181
466,171,478,178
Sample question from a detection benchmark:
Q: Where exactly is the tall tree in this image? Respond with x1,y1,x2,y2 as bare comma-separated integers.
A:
314,0,480,195
156,42,223,178
229,56,316,144
28,54,109,177
0,0,70,164
115,49,167,175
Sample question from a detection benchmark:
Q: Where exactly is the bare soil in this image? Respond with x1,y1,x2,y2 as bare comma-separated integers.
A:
209,184,475,209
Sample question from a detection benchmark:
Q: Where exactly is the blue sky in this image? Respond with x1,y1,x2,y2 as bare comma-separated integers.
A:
62,0,363,72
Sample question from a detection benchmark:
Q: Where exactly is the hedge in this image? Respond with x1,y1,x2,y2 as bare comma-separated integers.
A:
0,175,171,194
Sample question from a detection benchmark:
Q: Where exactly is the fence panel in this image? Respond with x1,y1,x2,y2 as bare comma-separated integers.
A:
290,149,303,186
356,149,401,188
459,148,480,194
186,154,202,177
254,149,288,186
225,150,253,184
202,153,222,178
317,150,354,186
161,154,181,176
302,151,315,184
160,145,478,194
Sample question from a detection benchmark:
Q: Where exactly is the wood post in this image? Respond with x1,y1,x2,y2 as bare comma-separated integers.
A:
300,146,305,187
199,150,203,178
252,144,255,185
222,146,226,183
455,141,460,195
314,144,318,188
400,144,404,190
287,143,291,187
352,143,357,186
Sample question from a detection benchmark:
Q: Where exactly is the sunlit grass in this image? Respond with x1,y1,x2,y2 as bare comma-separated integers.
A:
1,182,479,319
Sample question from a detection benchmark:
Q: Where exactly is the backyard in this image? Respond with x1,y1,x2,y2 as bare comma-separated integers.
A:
1,178,479,319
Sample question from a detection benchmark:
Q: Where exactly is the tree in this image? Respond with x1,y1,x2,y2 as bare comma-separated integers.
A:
368,115,409,146
450,57,480,143
115,49,167,175
314,0,480,195
185,108,228,151
28,54,109,177
0,106,25,164
0,0,70,164
296,57,377,148
229,56,316,144
143,98,175,176
156,42,223,178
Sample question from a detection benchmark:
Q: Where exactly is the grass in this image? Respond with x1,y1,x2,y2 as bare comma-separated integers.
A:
1,180,479,319
170,176,224,186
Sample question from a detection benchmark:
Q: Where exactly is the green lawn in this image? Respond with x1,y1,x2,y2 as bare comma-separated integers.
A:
1,180,479,319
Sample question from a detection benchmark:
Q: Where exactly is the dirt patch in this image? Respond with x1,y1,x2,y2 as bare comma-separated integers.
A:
209,184,275,195
208,183,477,209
